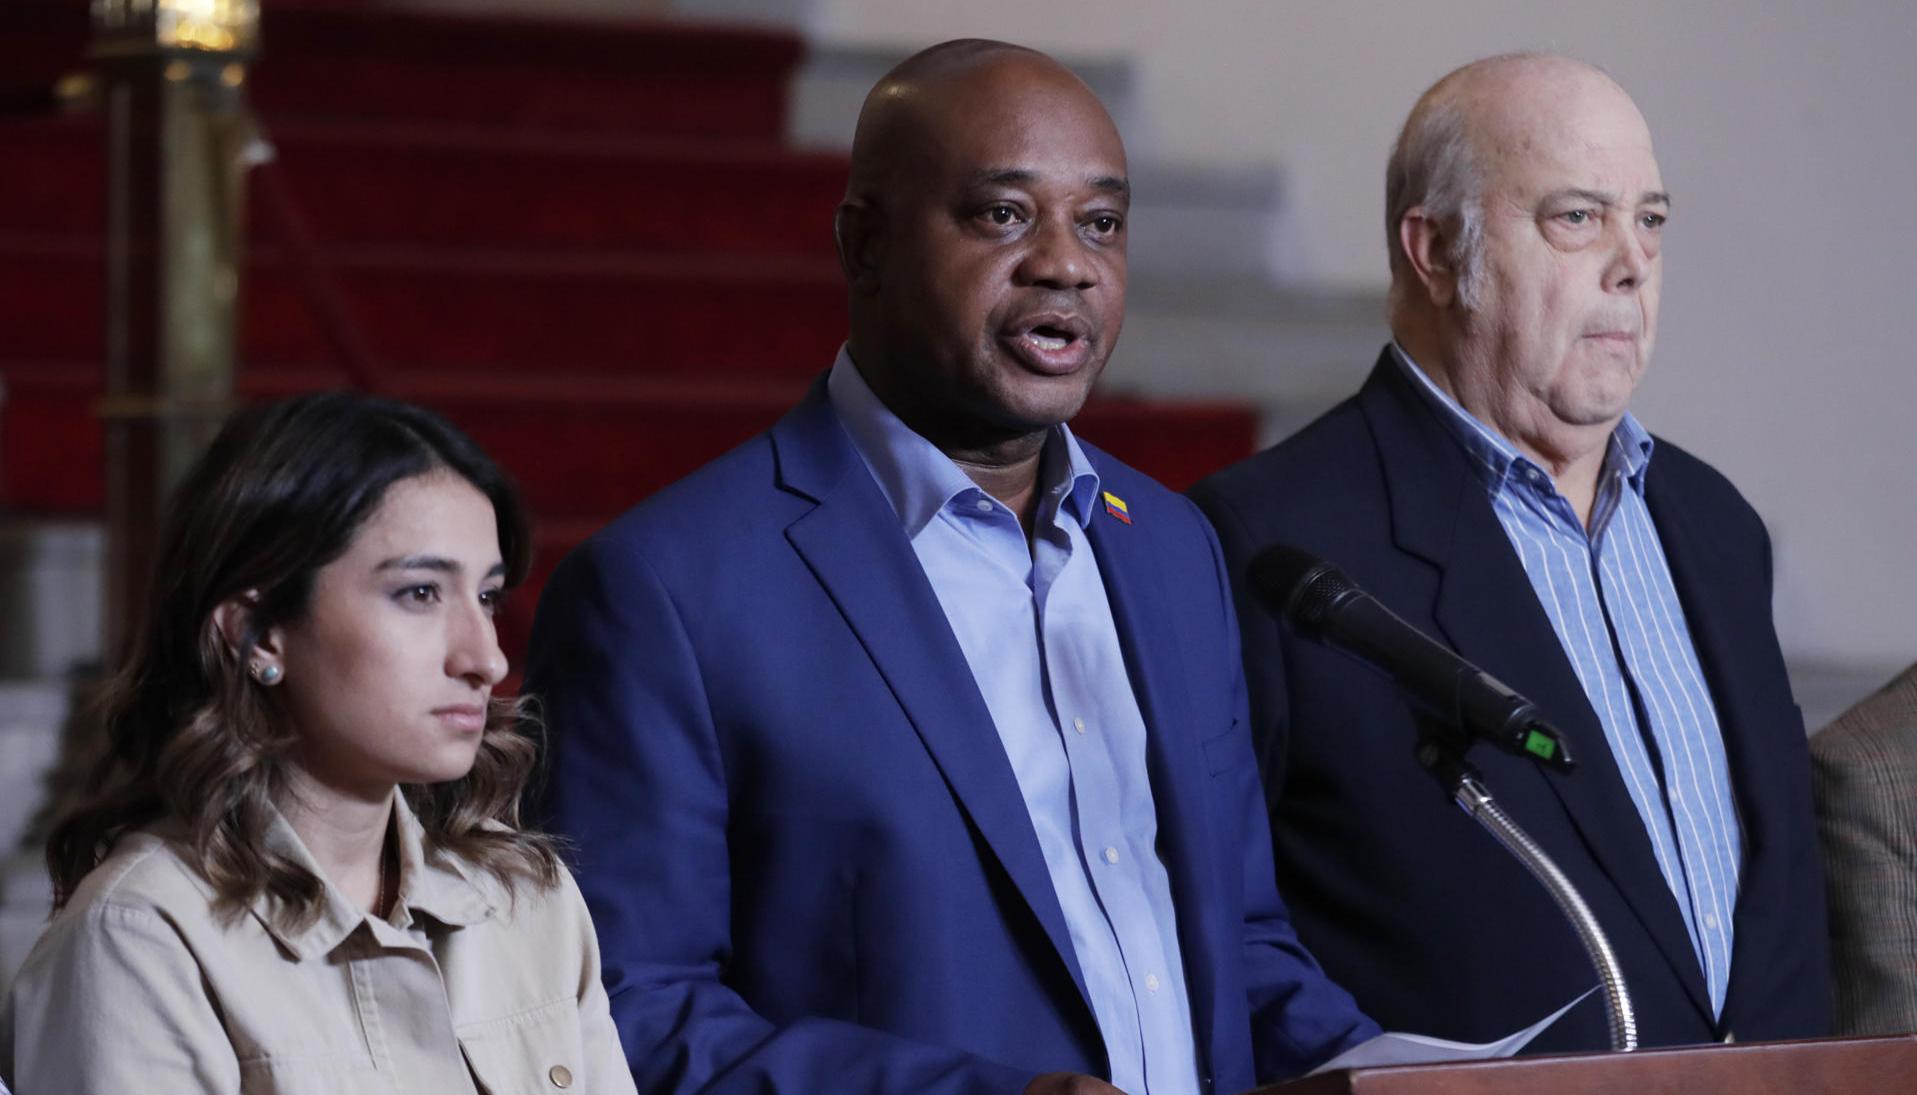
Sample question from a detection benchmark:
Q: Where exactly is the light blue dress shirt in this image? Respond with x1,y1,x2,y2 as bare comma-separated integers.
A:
1392,344,1744,1017
828,349,1201,1094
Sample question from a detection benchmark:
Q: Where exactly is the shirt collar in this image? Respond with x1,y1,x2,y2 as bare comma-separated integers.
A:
826,345,1102,535
1389,340,1655,495
387,791,497,930
247,790,495,960
1606,405,1655,486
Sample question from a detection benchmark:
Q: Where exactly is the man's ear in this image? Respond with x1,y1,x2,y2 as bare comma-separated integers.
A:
211,591,284,678
834,197,884,295
1399,207,1459,309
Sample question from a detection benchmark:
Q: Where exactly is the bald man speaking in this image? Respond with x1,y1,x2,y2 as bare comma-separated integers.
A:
1192,55,1829,1051
529,41,1376,1094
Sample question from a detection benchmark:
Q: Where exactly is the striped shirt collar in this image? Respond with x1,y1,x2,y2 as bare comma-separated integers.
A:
1389,340,1655,499
826,345,1103,537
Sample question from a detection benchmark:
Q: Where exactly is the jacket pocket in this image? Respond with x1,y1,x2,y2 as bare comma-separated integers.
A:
458,996,586,1095
1200,722,1257,777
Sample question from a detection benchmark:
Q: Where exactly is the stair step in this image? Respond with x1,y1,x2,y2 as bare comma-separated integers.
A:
0,366,96,514
0,680,70,856
1,366,1256,519
4,0,805,141
0,234,848,374
1,117,846,259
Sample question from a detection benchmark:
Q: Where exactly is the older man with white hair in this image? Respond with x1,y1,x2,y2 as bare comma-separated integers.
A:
1190,54,1830,1052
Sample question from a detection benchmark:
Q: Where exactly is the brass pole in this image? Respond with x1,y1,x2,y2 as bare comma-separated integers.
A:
90,0,260,654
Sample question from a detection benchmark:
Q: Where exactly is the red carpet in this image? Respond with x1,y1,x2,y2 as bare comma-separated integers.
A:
0,0,1260,661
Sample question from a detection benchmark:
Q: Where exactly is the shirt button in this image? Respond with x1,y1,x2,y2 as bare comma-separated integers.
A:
1146,974,1160,993
974,498,993,513
1704,913,1721,930
549,1064,574,1088
1073,717,1087,735
1103,847,1119,865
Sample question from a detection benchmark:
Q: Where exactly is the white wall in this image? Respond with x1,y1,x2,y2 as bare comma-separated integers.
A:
808,0,1917,671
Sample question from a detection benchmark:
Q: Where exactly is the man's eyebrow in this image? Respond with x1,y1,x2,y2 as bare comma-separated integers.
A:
972,167,1038,188
967,168,1130,197
1545,187,1671,209
375,556,508,579
1546,187,1620,208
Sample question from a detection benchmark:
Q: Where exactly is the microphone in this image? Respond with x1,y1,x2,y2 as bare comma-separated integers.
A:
1249,544,1574,772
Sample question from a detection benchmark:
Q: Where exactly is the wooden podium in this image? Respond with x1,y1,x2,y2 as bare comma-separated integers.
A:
1255,1035,1917,1094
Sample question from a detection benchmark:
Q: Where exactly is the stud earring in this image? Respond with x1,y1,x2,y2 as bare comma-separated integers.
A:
252,662,283,686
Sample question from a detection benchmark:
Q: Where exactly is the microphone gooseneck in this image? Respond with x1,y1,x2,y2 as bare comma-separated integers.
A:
1247,542,1637,1051
1248,544,1573,772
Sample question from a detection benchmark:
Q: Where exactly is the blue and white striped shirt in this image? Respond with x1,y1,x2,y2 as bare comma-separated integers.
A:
828,349,1201,1094
1393,344,1744,1017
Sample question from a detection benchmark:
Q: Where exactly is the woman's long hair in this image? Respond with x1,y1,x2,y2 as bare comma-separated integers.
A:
46,392,559,923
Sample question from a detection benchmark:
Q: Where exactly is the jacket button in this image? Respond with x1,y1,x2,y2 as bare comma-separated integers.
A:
548,1064,574,1088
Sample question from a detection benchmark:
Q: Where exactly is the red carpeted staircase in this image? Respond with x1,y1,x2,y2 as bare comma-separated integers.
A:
0,0,1259,664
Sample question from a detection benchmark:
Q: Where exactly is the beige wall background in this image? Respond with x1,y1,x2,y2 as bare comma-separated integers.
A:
805,0,1917,672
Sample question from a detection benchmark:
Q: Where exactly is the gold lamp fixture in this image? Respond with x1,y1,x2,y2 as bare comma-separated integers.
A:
91,0,261,59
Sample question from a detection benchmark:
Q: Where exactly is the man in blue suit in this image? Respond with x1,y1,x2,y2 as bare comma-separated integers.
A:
527,40,1377,1095
1190,54,1829,1052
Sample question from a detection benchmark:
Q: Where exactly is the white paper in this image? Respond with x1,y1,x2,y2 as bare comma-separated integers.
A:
1308,987,1598,1074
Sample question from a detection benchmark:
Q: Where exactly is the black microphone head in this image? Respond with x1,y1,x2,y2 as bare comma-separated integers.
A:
1246,544,1358,636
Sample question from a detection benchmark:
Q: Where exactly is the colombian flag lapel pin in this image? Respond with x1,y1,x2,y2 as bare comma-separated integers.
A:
1101,491,1133,525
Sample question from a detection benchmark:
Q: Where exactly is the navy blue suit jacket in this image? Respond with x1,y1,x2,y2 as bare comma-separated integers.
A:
527,382,1376,1094
1188,350,1831,1052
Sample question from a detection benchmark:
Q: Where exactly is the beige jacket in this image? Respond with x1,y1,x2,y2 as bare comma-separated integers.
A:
2,794,638,1095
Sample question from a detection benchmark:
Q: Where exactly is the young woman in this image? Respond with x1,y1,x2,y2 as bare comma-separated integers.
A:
2,393,637,1094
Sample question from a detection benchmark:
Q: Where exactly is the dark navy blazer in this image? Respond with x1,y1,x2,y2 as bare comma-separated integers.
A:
1188,350,1831,1052
527,382,1376,1094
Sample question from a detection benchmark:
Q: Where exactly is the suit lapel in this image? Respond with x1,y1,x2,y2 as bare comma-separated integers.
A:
1359,354,1713,1020
1084,472,1223,1071
770,385,1095,1017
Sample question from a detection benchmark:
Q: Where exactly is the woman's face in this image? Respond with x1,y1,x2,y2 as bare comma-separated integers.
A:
270,470,508,799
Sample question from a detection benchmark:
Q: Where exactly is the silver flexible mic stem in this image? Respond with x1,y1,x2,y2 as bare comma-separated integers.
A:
1452,771,1640,1052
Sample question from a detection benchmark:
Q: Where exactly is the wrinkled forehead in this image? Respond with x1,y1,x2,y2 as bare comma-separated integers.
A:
1476,71,1662,196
